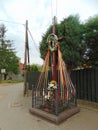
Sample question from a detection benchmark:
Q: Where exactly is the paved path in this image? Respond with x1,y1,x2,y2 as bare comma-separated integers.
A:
0,83,98,130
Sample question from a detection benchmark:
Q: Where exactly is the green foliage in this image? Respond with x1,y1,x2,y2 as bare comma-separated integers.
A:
5,52,19,74
57,15,83,67
1,79,23,83
30,64,41,71
40,15,85,69
84,15,98,67
40,14,98,68
0,24,19,74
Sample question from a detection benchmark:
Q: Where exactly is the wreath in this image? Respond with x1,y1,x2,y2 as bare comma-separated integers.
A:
47,33,58,52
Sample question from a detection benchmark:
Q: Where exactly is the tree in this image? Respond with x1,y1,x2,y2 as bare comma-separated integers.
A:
83,15,98,67
0,24,19,76
30,64,39,71
40,15,86,70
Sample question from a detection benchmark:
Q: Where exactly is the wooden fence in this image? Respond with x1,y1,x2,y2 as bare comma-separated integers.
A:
27,68,98,103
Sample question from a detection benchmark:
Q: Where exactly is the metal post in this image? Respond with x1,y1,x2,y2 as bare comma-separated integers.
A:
55,88,58,115
75,85,77,106
32,85,34,107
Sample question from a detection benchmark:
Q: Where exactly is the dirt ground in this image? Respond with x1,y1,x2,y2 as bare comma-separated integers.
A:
0,83,98,130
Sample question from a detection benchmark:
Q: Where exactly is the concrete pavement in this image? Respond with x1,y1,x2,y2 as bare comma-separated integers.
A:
0,83,98,130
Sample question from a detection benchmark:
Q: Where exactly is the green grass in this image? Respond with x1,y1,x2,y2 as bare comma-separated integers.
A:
1,79,23,83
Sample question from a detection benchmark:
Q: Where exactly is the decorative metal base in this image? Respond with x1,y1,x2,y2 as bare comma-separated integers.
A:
29,107,80,124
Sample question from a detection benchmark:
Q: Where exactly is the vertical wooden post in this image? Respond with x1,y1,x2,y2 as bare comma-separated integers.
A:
52,16,57,34
24,20,30,69
24,20,30,96
52,16,57,81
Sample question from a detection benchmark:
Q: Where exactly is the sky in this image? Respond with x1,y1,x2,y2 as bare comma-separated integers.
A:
0,0,98,65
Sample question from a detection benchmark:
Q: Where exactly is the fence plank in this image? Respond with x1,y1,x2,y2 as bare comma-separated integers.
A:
91,69,96,102
87,69,92,101
95,68,98,102
72,68,98,103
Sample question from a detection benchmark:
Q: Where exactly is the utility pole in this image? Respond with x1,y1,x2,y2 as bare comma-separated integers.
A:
24,20,30,96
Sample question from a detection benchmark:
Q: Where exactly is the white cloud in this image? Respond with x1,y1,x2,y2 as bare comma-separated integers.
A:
0,0,98,65
57,0,98,22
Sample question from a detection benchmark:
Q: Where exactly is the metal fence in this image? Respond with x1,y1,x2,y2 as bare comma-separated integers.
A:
27,71,40,89
27,68,98,103
71,68,98,103
32,86,76,115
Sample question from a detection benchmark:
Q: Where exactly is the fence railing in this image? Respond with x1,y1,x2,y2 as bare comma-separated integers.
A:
27,68,98,103
32,86,76,115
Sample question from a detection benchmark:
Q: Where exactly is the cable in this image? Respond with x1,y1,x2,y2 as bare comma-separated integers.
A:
27,28,39,52
0,19,24,26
